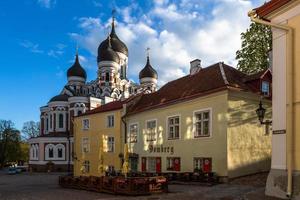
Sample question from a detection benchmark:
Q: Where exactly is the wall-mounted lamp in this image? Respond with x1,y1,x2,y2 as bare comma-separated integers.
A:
256,100,272,134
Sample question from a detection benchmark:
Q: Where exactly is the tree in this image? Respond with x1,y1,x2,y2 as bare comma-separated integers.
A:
19,142,29,164
0,120,21,168
22,121,40,139
236,22,272,74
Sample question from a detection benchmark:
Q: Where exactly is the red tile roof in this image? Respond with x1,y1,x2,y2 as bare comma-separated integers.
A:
255,0,292,18
126,63,263,116
243,69,272,82
79,100,124,116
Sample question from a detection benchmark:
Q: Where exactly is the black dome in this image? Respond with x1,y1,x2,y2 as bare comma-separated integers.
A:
97,37,120,63
139,56,158,79
49,94,69,102
97,20,128,60
67,54,87,79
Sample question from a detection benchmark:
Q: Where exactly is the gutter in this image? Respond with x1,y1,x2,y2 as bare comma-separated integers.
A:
248,10,294,198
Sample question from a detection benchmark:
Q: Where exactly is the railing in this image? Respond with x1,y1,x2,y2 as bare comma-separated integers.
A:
59,175,168,196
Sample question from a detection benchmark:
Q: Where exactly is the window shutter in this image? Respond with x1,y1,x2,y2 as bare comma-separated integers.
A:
203,158,212,173
174,158,180,171
141,157,147,172
156,157,161,173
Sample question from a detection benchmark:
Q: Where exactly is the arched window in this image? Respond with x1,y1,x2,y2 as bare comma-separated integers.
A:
59,113,64,128
58,149,62,158
55,144,65,160
46,118,49,131
45,144,55,160
49,148,54,158
77,110,82,116
35,144,39,159
30,146,34,160
105,72,110,82
50,114,53,129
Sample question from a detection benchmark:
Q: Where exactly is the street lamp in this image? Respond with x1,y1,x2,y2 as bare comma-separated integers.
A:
256,100,272,134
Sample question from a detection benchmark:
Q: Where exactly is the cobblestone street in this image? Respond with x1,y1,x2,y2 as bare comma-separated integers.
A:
0,172,281,200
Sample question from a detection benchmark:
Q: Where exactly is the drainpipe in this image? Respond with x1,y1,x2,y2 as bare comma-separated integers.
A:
248,10,294,198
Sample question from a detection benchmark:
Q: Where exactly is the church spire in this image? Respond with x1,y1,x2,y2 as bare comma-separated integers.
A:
111,9,116,35
146,47,150,64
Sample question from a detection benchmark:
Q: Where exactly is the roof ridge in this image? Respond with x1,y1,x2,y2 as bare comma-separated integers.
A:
219,62,229,85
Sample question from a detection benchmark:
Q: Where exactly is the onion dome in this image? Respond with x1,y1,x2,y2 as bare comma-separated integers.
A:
97,36,120,63
67,53,87,79
139,55,158,80
49,94,69,102
97,18,128,61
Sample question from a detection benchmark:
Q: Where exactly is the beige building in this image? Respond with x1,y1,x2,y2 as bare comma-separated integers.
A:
73,101,124,177
124,61,272,180
252,1,300,199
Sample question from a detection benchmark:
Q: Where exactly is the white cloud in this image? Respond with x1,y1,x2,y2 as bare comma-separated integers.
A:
20,40,44,54
47,43,67,58
70,0,264,85
37,0,56,8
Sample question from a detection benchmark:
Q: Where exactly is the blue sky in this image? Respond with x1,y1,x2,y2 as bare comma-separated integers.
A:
0,0,264,130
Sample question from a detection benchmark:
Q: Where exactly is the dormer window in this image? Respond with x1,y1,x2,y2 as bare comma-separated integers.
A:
261,81,270,96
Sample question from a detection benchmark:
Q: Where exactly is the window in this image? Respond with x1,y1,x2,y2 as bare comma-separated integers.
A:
262,81,270,96
50,114,53,129
168,116,180,139
49,148,54,158
56,144,65,160
107,115,114,128
166,157,181,171
107,165,115,173
58,148,63,158
107,137,114,152
46,118,49,131
82,119,89,130
194,157,212,172
58,114,64,128
146,120,156,141
194,110,211,137
83,161,90,173
105,72,110,82
82,138,90,153
147,157,156,172
129,123,138,143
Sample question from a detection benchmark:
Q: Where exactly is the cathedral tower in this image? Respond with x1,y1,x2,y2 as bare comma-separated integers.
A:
97,14,129,99
139,48,158,93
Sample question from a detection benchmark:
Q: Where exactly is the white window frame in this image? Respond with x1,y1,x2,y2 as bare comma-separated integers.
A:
107,114,115,128
45,144,56,160
261,81,270,96
166,157,181,171
166,115,181,140
193,108,212,138
147,157,157,172
128,122,139,143
193,157,212,171
107,136,115,153
145,119,157,142
82,118,90,130
83,160,90,173
30,144,39,161
55,143,65,160
81,137,90,153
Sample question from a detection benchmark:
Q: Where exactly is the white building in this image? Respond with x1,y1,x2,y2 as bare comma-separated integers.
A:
28,16,158,172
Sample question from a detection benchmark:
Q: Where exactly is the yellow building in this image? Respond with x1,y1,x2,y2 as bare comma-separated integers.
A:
252,0,300,198
124,61,272,180
73,101,124,176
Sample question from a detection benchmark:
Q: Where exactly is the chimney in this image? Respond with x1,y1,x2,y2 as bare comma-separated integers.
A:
190,59,202,75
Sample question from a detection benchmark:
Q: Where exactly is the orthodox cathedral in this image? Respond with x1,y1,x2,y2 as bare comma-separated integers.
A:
28,16,158,172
